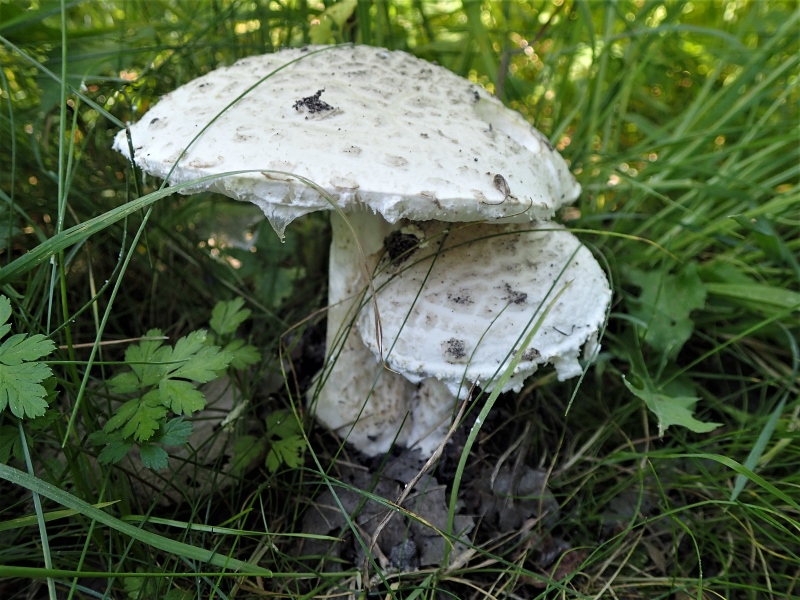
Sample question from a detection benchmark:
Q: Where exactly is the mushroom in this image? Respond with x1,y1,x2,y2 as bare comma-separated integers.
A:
354,220,609,454
112,45,610,457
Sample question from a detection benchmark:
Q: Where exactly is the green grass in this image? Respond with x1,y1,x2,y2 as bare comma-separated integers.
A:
1,0,798,599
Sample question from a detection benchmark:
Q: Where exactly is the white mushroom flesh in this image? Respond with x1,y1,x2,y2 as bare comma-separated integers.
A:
356,221,611,399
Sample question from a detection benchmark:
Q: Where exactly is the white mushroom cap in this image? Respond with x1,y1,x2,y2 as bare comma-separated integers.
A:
113,45,580,237
356,221,611,398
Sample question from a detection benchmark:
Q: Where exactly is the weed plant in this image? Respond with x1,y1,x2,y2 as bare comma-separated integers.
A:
0,1,798,599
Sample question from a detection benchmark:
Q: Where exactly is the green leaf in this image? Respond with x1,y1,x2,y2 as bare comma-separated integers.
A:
230,434,265,476
102,326,230,452
224,339,261,370
209,298,251,336
109,327,226,402
124,330,169,388
138,444,169,470
263,410,305,473
169,330,208,366
123,392,166,441
0,362,51,418
103,398,141,433
309,0,357,44
266,436,306,473
265,409,301,440
172,345,232,382
159,379,206,415
0,333,56,365
264,447,281,473
626,262,706,357
0,296,56,420
167,331,231,382
154,418,193,446
0,425,17,464
624,377,721,437
104,392,167,442
108,371,141,394
97,441,133,465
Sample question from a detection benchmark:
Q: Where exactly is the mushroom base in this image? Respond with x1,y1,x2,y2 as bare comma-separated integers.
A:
308,210,460,456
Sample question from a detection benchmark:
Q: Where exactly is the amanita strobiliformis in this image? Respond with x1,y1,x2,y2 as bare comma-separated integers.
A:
113,45,610,457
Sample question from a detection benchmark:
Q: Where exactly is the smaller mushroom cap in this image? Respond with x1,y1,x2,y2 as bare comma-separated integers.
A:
357,221,610,398
113,45,580,237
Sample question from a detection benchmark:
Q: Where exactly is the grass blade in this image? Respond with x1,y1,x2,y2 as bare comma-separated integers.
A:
0,464,272,576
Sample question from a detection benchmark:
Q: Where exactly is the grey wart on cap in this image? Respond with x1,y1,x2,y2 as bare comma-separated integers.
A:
113,44,609,457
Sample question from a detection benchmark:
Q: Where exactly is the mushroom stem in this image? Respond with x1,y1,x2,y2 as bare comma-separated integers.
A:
310,210,461,456
310,210,413,455
406,377,462,457
324,210,390,354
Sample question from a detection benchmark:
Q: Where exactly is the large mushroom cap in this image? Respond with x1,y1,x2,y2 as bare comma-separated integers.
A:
356,221,611,398
113,45,580,236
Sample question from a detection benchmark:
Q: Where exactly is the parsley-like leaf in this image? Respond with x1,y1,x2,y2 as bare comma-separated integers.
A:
264,410,306,473
107,371,140,394
626,263,707,358
265,410,299,438
230,434,266,476
209,298,260,369
168,330,231,382
98,312,233,469
138,443,169,470
0,296,56,419
224,339,261,369
153,418,193,446
624,377,721,437
159,379,207,415
210,298,251,336
266,436,306,473
0,362,52,418
104,390,167,441
0,333,56,364
97,440,134,465
121,330,170,389
105,330,231,444
0,425,19,464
